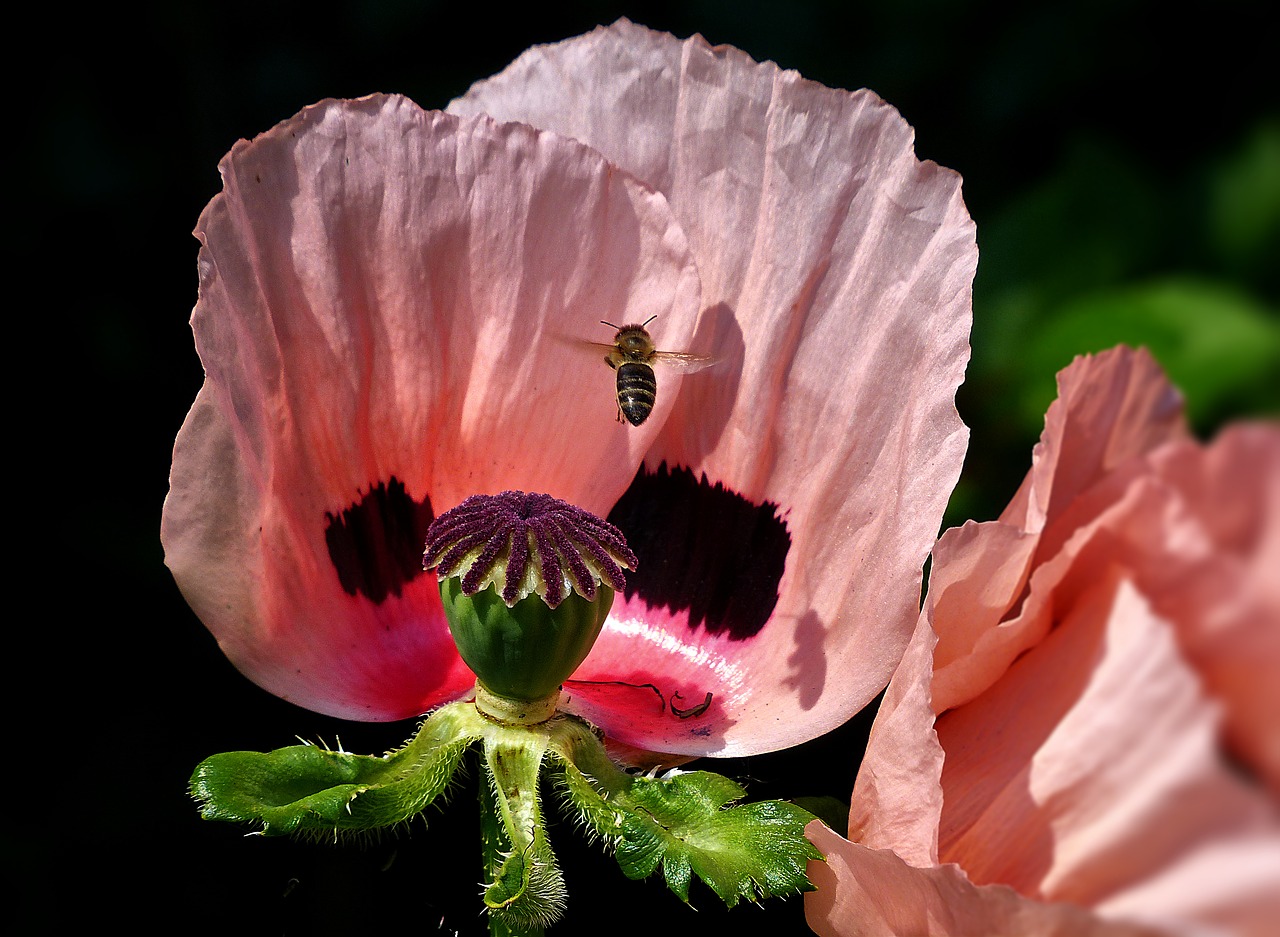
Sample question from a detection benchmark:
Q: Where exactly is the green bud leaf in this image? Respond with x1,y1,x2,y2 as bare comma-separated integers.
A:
551,724,823,908
189,704,482,835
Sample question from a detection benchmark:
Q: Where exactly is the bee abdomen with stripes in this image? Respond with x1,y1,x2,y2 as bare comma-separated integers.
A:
615,362,658,425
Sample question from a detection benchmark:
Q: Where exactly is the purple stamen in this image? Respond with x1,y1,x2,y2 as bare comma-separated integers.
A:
424,490,637,608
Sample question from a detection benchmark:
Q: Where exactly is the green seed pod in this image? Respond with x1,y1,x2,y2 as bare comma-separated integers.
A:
439,576,615,702
425,491,637,709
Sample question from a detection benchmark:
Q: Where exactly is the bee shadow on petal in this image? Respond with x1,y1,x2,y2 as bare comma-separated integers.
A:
785,609,829,711
656,302,745,464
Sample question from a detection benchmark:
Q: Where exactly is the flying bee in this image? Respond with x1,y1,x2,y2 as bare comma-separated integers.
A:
586,315,716,426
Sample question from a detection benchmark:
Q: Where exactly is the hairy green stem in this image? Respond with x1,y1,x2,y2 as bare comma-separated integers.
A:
480,772,542,937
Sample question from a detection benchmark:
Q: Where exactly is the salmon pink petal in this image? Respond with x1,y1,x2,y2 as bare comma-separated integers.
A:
1137,425,1280,791
1090,835,1280,936
933,574,1279,932
162,95,701,720
846,607,946,868
1007,344,1188,534
452,20,976,756
1036,421,1280,791
849,347,1280,935
805,825,1152,937
931,347,1187,711
848,569,1280,934
852,349,1189,837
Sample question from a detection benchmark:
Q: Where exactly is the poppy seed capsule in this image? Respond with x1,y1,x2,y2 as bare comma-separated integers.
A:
424,491,636,703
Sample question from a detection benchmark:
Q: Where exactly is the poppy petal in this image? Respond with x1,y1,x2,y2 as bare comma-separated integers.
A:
454,20,977,755
805,824,1152,937
1134,425,1280,792
163,95,702,720
847,607,947,868
849,348,1280,934
931,347,1187,712
934,574,1280,933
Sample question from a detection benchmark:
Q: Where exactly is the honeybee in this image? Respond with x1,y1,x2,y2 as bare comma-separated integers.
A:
588,316,716,426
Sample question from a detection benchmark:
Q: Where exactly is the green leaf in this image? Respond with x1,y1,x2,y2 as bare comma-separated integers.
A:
189,703,481,835
792,795,850,834
552,731,822,909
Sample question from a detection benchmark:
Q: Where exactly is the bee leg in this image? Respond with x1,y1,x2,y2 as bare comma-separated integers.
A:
614,404,624,423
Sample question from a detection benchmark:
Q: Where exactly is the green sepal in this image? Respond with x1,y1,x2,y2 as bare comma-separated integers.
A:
189,703,482,836
551,723,823,908
192,698,822,926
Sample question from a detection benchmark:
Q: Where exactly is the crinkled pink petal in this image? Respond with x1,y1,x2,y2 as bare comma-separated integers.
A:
843,571,1280,935
1028,421,1280,791
937,421,1280,789
162,95,701,720
452,20,976,755
1009,343,1188,534
1091,834,1280,937
805,824,1155,937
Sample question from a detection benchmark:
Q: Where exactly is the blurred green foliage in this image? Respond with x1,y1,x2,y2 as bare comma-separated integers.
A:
1015,277,1278,431
952,118,1279,526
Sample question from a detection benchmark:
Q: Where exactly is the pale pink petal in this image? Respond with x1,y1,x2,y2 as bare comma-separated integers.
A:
1009,344,1188,534
856,534,1280,934
1092,834,1280,937
805,824,1153,937
162,95,701,720
959,420,1280,791
922,520,1039,711
454,20,977,756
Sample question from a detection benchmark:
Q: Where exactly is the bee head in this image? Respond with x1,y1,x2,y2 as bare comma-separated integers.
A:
601,314,657,350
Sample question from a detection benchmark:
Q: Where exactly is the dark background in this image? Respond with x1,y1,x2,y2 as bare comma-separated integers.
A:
29,1,1276,933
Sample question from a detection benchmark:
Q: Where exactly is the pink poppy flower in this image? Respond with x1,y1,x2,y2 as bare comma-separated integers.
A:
161,20,977,760
806,346,1280,936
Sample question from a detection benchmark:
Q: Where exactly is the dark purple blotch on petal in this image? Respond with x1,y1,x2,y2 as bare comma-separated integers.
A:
607,463,789,640
325,477,434,603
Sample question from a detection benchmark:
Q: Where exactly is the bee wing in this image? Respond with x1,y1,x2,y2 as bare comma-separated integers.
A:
651,350,718,373
555,335,619,355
